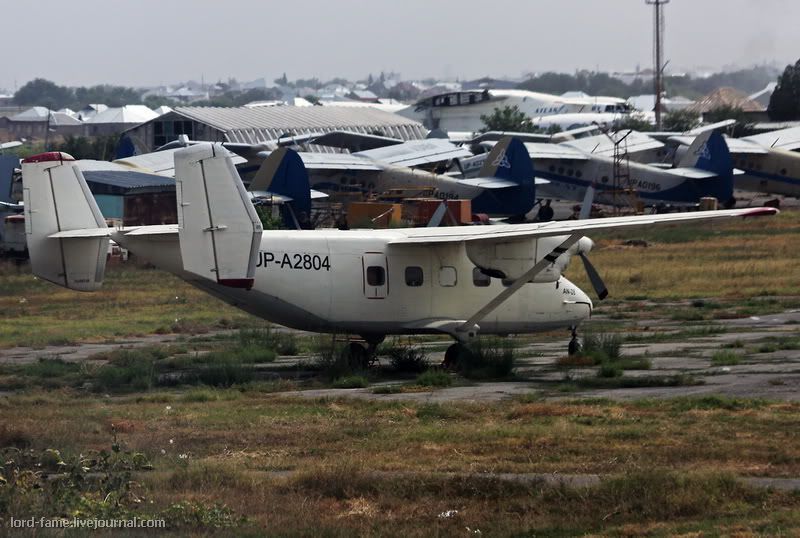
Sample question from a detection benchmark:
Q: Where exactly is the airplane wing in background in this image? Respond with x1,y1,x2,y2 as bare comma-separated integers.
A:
523,143,589,161
297,152,383,171
742,126,800,151
562,131,665,156
668,135,769,155
115,148,247,177
354,138,472,167
306,131,404,152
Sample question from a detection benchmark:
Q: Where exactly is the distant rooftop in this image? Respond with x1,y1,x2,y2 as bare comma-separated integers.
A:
87,105,158,124
688,87,766,114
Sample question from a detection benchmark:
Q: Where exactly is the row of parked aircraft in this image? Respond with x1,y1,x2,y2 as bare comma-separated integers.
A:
139,122,794,224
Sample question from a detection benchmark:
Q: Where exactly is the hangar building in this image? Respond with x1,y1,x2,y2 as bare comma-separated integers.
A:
119,106,428,155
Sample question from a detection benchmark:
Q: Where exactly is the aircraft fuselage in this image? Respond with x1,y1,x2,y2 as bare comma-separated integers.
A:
115,229,592,339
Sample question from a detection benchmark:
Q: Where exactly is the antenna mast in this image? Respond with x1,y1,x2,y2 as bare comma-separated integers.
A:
646,0,669,130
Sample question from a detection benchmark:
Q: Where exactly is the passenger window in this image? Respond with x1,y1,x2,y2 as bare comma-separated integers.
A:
367,266,385,286
472,267,490,287
405,266,424,287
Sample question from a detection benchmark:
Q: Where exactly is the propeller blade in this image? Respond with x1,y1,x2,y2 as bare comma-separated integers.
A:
579,253,608,300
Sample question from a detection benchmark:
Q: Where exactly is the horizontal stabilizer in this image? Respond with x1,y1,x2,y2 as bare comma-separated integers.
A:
458,177,517,189
48,228,112,239
121,224,178,236
664,167,717,179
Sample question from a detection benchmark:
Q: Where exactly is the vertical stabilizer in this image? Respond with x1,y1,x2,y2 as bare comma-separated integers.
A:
21,152,109,291
175,144,263,289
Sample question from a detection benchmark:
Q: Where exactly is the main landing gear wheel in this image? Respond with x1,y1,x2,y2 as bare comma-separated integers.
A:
568,326,581,356
442,343,472,370
342,342,369,370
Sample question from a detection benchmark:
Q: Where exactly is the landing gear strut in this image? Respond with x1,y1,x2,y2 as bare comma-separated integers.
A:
342,342,369,370
568,326,581,356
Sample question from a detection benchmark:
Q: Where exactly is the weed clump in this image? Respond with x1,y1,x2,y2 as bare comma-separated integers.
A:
710,350,742,366
415,369,452,387
332,375,368,389
238,328,297,356
581,333,623,363
456,338,516,379
387,346,429,373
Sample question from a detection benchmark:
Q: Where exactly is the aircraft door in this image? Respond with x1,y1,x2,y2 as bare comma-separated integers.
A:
362,252,388,299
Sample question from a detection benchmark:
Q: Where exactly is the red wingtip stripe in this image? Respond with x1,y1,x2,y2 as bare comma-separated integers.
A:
21,152,75,164
218,278,254,290
742,207,780,218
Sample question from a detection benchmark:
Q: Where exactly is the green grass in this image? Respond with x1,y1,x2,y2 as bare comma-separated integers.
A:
332,375,369,389
711,350,743,366
415,369,453,387
459,338,516,379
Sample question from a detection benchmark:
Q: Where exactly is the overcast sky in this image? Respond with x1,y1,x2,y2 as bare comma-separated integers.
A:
2,0,797,91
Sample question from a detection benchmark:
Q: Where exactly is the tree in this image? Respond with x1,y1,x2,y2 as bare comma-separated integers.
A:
613,114,654,132
14,78,74,109
274,73,289,86
768,59,800,121
74,85,142,108
704,106,755,137
663,109,701,132
479,105,535,133
57,134,120,160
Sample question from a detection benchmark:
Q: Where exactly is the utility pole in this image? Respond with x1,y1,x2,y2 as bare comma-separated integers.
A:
646,0,669,130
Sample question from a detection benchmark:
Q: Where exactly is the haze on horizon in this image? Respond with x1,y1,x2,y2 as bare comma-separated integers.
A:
2,0,797,91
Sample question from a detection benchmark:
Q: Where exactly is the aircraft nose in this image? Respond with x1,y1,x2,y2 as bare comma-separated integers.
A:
564,286,593,321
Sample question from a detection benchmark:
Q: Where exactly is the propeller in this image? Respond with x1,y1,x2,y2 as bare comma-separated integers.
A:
578,252,608,300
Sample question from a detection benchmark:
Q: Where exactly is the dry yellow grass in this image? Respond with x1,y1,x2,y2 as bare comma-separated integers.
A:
1,391,799,535
567,210,800,299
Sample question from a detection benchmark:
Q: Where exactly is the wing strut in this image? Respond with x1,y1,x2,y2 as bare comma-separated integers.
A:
457,233,583,336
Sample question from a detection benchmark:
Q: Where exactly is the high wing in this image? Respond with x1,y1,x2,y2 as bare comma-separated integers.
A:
742,126,800,151
353,138,472,167
562,131,665,156
467,131,554,144
524,142,589,161
305,131,404,152
386,207,776,245
648,119,737,141
298,152,382,171
115,147,247,177
668,135,768,156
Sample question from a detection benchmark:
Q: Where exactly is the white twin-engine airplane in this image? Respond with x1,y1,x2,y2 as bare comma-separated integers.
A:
21,147,777,363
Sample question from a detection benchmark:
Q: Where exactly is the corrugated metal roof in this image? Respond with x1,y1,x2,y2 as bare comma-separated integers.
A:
173,105,425,132
78,161,175,195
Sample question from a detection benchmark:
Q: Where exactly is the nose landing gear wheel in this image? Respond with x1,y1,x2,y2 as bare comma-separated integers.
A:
568,326,581,356
442,343,472,370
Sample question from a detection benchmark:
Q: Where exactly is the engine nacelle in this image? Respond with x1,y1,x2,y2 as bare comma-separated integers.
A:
466,235,593,282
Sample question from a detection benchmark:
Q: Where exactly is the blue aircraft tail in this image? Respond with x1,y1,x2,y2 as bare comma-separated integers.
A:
473,137,536,216
680,131,734,203
250,148,312,226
